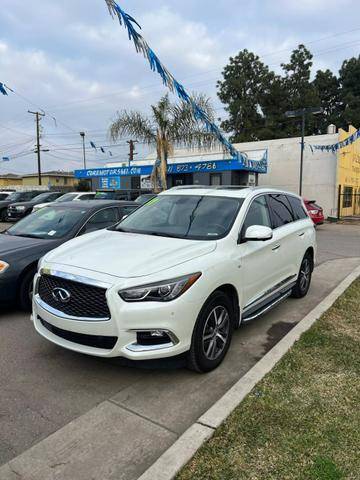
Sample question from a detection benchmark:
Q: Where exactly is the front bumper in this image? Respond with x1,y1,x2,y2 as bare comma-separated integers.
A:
6,209,27,221
32,271,201,360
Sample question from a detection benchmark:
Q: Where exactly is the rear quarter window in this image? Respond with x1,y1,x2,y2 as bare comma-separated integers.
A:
268,194,294,228
287,196,308,220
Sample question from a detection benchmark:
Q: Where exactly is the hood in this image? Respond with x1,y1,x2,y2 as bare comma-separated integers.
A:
44,229,217,278
9,201,34,208
0,233,57,257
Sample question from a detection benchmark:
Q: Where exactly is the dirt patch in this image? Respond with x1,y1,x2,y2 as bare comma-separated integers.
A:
262,321,296,353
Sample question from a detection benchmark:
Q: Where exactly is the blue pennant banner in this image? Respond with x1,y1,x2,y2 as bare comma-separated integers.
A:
104,1,267,174
90,141,97,149
2,157,10,161
311,129,360,153
0,82,8,96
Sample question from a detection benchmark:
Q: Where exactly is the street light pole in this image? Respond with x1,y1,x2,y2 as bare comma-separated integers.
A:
80,132,86,169
285,107,323,197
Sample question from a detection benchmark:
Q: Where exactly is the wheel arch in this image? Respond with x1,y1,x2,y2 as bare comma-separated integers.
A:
213,283,240,328
16,260,38,291
304,246,315,271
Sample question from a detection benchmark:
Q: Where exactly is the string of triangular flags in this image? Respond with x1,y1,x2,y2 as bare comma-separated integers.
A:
90,141,113,157
310,128,360,153
104,0,267,173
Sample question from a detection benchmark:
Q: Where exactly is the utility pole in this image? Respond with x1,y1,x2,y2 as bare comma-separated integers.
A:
28,110,45,185
127,139,138,167
285,107,323,196
80,132,87,169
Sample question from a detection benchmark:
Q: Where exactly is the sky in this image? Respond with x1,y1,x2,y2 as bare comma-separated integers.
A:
0,0,359,176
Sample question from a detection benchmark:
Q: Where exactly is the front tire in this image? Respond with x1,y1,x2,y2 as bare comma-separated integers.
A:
187,291,234,373
291,253,313,298
19,268,36,311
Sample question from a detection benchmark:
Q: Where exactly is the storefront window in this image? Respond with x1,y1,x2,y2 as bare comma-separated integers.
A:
210,173,222,186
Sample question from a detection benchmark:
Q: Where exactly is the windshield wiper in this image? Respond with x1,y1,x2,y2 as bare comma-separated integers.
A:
145,231,180,238
13,233,44,239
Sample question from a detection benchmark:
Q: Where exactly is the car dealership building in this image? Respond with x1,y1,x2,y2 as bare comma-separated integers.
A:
75,125,360,218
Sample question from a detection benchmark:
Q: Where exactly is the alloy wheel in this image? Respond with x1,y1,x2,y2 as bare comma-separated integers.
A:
299,258,311,292
202,305,230,361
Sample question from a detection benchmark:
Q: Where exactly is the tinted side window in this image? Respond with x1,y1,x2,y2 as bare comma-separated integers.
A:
79,194,95,200
83,208,117,234
242,196,272,232
120,206,137,218
287,196,308,220
268,194,294,228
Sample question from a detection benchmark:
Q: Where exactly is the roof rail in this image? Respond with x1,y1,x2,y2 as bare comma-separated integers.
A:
169,185,251,191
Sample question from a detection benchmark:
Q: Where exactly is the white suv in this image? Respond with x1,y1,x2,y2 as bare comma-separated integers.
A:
32,187,316,372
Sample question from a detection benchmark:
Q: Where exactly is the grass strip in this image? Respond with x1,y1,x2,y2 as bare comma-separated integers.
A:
177,279,360,480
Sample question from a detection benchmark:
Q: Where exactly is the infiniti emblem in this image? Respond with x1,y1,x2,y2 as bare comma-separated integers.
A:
52,287,71,303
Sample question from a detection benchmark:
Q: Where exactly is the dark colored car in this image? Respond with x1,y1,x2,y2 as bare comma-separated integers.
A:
0,200,138,310
0,190,46,222
135,193,157,205
0,192,12,201
6,191,65,221
304,199,324,225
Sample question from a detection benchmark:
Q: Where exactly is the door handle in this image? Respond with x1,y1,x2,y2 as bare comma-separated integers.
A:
272,244,281,251
298,232,305,237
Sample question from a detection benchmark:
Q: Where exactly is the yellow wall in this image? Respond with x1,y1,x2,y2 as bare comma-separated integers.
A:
22,175,78,187
338,125,360,216
0,177,22,187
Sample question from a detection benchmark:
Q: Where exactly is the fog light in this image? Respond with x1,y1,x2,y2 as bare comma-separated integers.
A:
137,330,171,346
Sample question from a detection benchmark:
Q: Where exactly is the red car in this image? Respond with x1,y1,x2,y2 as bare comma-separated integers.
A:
304,199,324,225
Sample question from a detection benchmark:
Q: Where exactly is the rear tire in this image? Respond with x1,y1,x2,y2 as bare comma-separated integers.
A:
19,268,36,311
187,291,234,373
291,253,313,298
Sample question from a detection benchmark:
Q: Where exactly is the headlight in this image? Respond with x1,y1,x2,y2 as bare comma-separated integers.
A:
15,206,26,211
119,273,201,302
0,261,9,274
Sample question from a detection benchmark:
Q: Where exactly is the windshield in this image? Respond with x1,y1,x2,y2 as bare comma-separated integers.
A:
6,192,26,202
31,192,52,202
117,195,242,240
56,193,77,202
5,206,87,239
95,191,114,199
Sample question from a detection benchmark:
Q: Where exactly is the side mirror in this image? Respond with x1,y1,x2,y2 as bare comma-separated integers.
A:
244,225,273,242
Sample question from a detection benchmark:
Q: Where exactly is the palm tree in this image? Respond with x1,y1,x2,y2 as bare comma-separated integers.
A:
109,94,218,192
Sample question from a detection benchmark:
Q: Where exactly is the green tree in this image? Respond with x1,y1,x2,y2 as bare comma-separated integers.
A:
281,44,320,135
217,49,274,142
339,55,360,128
109,94,217,191
312,69,342,133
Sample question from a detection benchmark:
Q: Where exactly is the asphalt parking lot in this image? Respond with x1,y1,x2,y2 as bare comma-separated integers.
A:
0,222,359,479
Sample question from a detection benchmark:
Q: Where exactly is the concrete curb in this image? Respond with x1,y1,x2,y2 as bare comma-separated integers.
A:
138,264,360,480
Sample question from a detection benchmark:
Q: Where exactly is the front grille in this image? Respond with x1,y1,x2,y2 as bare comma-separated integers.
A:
40,318,117,349
38,274,110,319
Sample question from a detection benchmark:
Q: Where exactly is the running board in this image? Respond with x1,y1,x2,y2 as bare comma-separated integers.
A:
242,290,292,323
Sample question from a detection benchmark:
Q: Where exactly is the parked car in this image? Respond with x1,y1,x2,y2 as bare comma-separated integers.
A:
32,187,316,372
7,191,63,221
0,200,138,310
0,191,12,201
33,191,96,212
304,199,324,225
135,193,157,205
0,190,45,222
